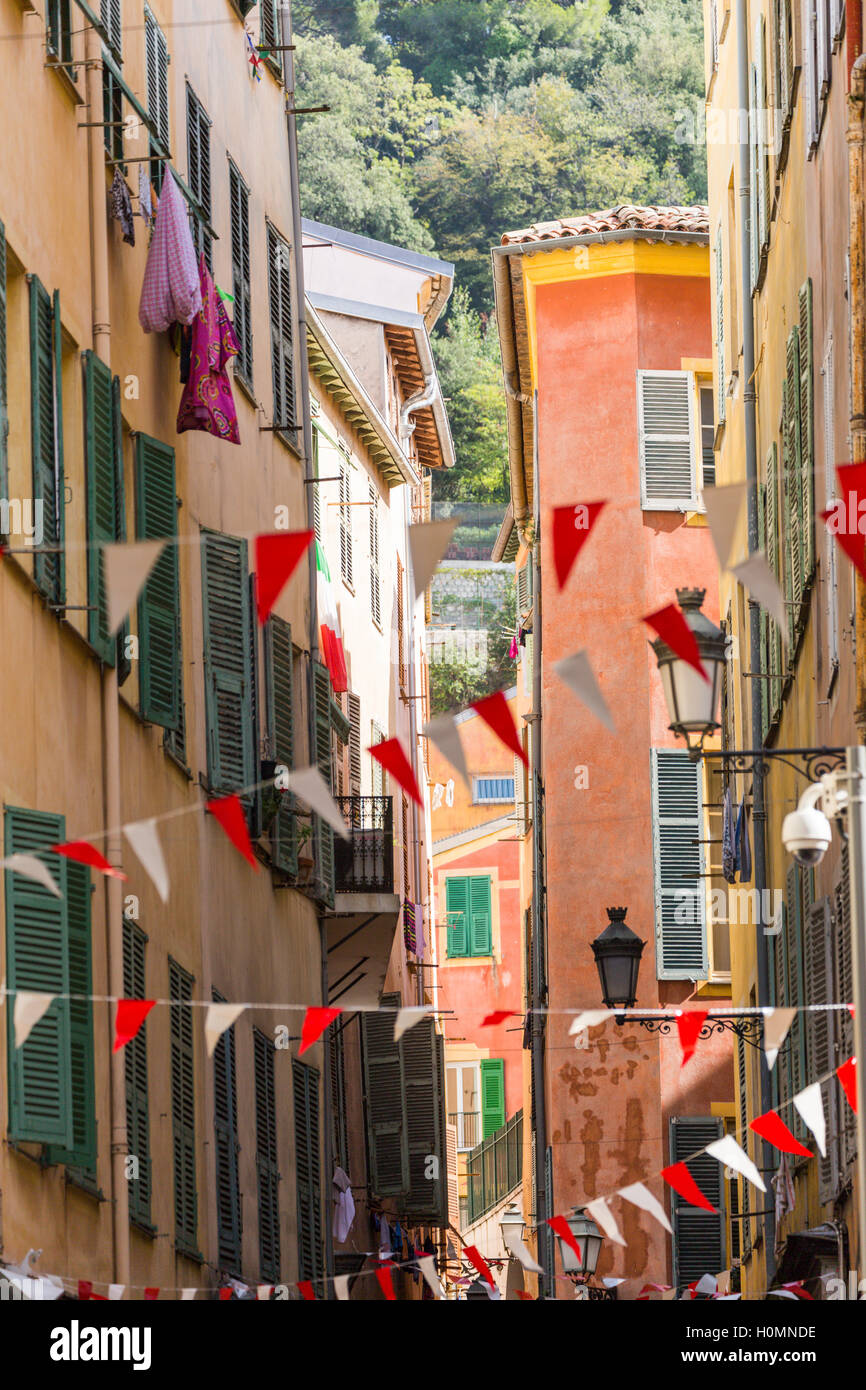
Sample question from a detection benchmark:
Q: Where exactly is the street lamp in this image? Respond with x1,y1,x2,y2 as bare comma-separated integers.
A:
590,907,645,1016
651,587,726,754
499,1201,526,1242
554,1209,604,1282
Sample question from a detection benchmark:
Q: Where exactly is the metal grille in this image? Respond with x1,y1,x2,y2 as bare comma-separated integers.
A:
466,1109,522,1225
334,796,394,892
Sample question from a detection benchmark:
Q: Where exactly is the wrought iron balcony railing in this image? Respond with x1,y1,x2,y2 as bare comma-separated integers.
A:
334,796,394,893
466,1110,523,1226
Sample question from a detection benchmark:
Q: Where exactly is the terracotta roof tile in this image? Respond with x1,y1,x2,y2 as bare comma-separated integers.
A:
500,204,710,246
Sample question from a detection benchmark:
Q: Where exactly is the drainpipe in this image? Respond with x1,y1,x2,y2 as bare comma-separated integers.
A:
85,22,129,1291
399,377,436,443
491,250,530,532
848,53,866,735
403,498,426,1010
734,0,776,1274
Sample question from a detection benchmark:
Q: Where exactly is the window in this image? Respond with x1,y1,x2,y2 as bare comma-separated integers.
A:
651,750,707,980
472,775,515,805
135,433,181,729
446,1062,481,1150
446,875,493,958
312,426,322,540
145,6,169,191
396,554,406,693
47,0,74,72
668,1117,725,1288
124,918,152,1226
329,1025,348,1172
264,614,297,873
83,351,125,666
369,481,381,626
293,1058,322,1287
805,0,833,149
260,0,283,78
186,85,212,269
699,384,716,489
805,898,840,1202
29,276,65,604
201,529,256,798
780,281,815,647
255,1030,281,1282
758,443,784,738
229,160,252,386
637,370,698,510
267,224,295,439
169,958,198,1257
347,691,361,794
101,0,123,162
371,720,386,796
339,455,353,587
714,227,725,426
480,1057,505,1138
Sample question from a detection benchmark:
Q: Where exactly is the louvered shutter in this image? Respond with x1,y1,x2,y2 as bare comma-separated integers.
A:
347,692,361,793
201,530,255,796
267,225,295,435
329,1024,348,1171
145,6,169,159
714,227,725,425
47,860,96,1173
469,874,492,956
111,374,131,685
186,86,212,267
213,989,242,1275
169,959,198,1255
0,219,8,511
30,278,64,603
396,554,407,691
756,24,768,251
765,443,784,724
799,279,815,582
311,660,335,904
100,0,122,57
229,161,253,385
736,1036,751,1233
247,573,262,839
123,917,151,1225
806,898,839,1200
637,371,697,509
260,0,282,75
361,992,409,1198
84,351,122,664
369,483,381,626
669,1117,725,1286
749,64,759,287
835,846,857,1171
784,332,803,635
339,458,353,586
292,1057,323,1285
445,876,469,957
783,865,807,1129
4,806,73,1148
255,1030,281,1282
480,1058,505,1138
403,1016,447,1222
652,750,707,979
265,615,297,873
135,433,179,727
757,474,770,740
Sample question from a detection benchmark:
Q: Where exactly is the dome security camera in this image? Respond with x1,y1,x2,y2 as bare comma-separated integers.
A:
782,781,833,867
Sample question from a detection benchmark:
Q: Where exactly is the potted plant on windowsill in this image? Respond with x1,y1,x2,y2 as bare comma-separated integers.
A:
296,821,315,881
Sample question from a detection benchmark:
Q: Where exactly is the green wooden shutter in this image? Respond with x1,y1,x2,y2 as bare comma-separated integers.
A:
186,86,212,268
84,350,121,665
784,864,807,1128
169,958,198,1256
652,750,707,979
47,860,96,1174
799,278,815,583
784,330,804,634
669,1117,725,1287
293,1057,323,1286
214,989,242,1275
757,473,770,741
714,226,725,425
135,433,180,728
445,876,469,957
480,1057,505,1138
267,225,294,435
4,806,73,1148
835,845,857,1172
255,1030,281,1282
0,219,8,511
806,898,838,1201
265,615,297,873
229,160,252,385
765,442,783,724
201,530,254,796
403,1015,447,1221
123,917,151,1226
469,875,492,956
311,660,335,905
112,374,132,685
361,992,408,1198
30,278,64,602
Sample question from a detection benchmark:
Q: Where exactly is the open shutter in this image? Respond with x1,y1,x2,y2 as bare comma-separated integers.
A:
47,860,96,1173
835,846,857,1172
369,483,381,626
30,278,64,602
757,20,770,248
757,471,770,740
229,161,252,385
736,1035,751,1231
135,433,180,728
311,660,335,905
0,219,8,510
255,1030,281,1282
361,992,408,1198
749,63,759,287
806,898,839,1201
480,1058,505,1138
714,227,725,425
469,874,492,956
214,989,242,1275
293,1057,323,1285
403,1015,447,1221
112,374,131,684
799,279,815,583
201,530,254,796
784,330,804,634
265,615,297,873
784,865,807,1130
765,442,783,724
669,1117,725,1287
637,371,697,509
4,806,73,1148
445,876,469,957
123,917,151,1225
267,225,295,435
652,750,707,979
169,959,198,1256
347,692,362,794
84,351,121,665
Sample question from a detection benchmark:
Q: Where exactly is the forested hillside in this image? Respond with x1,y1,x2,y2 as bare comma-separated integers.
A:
294,0,707,503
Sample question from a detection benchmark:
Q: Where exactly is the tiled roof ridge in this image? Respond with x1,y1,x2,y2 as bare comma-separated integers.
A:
501,204,710,245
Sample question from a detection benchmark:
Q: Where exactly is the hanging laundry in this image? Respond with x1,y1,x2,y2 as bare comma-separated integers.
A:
508,635,518,659
722,784,736,884
316,541,349,693
772,1153,795,1227
736,795,752,882
139,167,202,333
414,903,427,960
378,1217,392,1260
110,168,135,246
176,254,241,444
332,1167,355,1244
403,901,417,955
137,164,153,233
178,324,193,386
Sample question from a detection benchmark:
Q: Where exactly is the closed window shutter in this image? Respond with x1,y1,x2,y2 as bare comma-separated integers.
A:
749,64,759,286
46,860,96,1174
169,959,198,1255
310,661,335,903
369,483,381,626
329,1024,348,1171
30,278,64,603
260,0,282,75
799,279,815,582
347,692,361,793
371,720,386,796
339,459,353,586
123,917,151,1225
0,219,8,512
293,1057,323,1285
637,371,696,509
757,472,770,741
806,898,839,1201
835,845,857,1171
480,1058,505,1138
404,1017,446,1221
784,331,804,640
4,806,73,1148
782,865,807,1129
714,228,725,424
361,991,408,1197
101,0,122,57
256,1030,281,1282
312,427,322,540
652,750,707,979
736,1035,751,1234
396,554,406,692
145,7,169,189
669,1117,725,1287
186,86,212,268
83,351,123,665
445,876,469,957
135,433,180,727
267,225,295,436
265,615,298,873
229,161,253,385
469,875,492,956
247,573,262,839
201,530,255,796
765,443,783,723
214,992,242,1275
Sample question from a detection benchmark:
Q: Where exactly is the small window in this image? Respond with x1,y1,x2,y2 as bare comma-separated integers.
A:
699,385,716,490
186,85,212,269
637,370,698,510
446,875,493,958
472,775,515,805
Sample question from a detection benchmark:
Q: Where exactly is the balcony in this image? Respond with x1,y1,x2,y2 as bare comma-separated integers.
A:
448,1110,481,1151
466,1110,523,1226
334,796,394,894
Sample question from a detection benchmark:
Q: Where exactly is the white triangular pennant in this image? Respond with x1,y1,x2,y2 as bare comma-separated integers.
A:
422,715,469,789
762,1006,796,1071
393,1006,431,1042
694,1273,717,1296
703,483,747,570
108,1284,125,1301
204,1003,246,1057
730,552,787,631
286,766,350,839
0,854,62,898
416,1255,441,1299
256,1286,273,1300
793,1082,827,1157
14,992,55,1048
333,1274,351,1301
408,519,458,599
123,818,170,903
618,1182,673,1234
584,1197,626,1247
553,651,615,732
501,1225,543,1273
104,539,166,635
180,1288,197,1301
568,1010,614,1037
706,1134,767,1192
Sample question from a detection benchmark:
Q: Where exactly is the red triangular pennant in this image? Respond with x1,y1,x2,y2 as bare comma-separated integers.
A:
481,1010,518,1026
78,1280,94,1300
298,1281,316,1301
749,1108,812,1157
837,1056,858,1112
463,1243,496,1289
254,531,314,624
375,1264,397,1300
368,737,423,806
552,502,607,590
300,1005,341,1055
643,603,709,682
207,795,258,870
471,691,528,765
114,998,156,1053
661,1161,717,1212
219,1287,233,1301
144,1288,159,1301
676,1009,709,1066
515,1290,534,1300
547,1214,582,1265
51,840,127,879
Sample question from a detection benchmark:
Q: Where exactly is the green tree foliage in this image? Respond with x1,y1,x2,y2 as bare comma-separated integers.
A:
429,577,516,715
432,287,509,503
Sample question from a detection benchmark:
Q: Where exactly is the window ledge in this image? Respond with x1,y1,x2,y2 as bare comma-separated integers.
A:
45,58,85,105
275,428,302,461
174,1243,204,1265
233,370,257,411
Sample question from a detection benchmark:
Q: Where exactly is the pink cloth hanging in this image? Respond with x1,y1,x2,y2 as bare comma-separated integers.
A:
138,168,202,333
176,255,241,444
